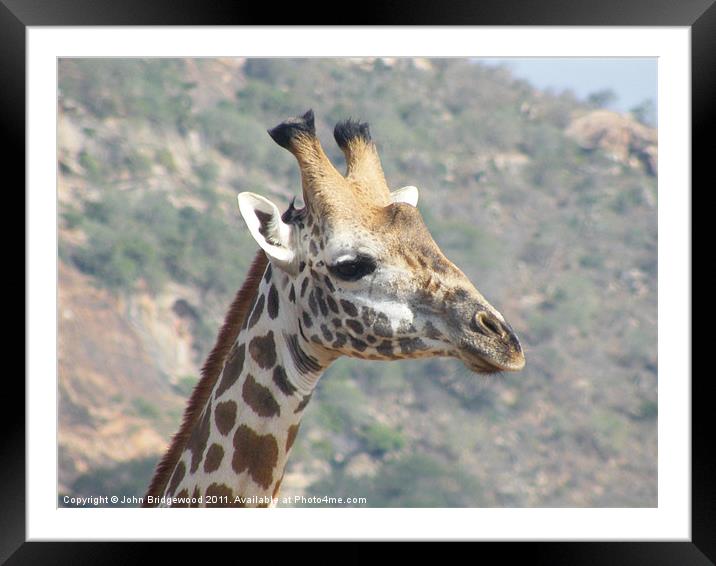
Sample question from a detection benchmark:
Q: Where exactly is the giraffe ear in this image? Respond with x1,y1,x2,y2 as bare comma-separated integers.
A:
390,185,419,207
238,192,296,268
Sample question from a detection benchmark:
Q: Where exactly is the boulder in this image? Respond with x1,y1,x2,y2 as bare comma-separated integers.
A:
565,109,657,176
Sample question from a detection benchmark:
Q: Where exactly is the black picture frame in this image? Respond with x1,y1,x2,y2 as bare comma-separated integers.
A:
6,0,709,562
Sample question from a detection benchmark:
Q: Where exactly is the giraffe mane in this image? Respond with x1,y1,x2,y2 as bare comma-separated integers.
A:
143,249,269,505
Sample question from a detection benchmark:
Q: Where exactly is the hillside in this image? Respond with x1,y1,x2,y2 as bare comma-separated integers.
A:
57,58,657,507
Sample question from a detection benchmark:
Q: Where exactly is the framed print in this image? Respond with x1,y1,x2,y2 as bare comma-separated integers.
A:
7,0,710,562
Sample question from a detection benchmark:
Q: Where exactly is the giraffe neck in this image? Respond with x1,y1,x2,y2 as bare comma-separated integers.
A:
158,263,337,507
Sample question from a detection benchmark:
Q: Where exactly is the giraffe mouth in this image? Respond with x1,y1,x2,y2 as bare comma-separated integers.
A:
456,341,525,374
460,354,507,374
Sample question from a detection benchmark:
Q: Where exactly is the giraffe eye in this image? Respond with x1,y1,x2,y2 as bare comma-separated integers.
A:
329,255,377,281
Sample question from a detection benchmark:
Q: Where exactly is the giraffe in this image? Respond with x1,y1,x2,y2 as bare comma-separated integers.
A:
143,110,525,508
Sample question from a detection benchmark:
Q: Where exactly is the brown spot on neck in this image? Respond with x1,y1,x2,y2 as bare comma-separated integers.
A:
205,483,243,507
167,460,185,497
214,400,237,436
215,343,245,398
286,424,301,452
188,401,212,474
203,443,224,473
272,472,285,499
294,392,313,414
232,424,279,490
172,488,190,507
267,284,279,319
190,486,201,507
242,374,281,417
272,365,297,396
248,294,266,329
249,331,277,369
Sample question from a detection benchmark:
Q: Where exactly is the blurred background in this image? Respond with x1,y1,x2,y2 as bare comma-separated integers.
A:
57,57,657,507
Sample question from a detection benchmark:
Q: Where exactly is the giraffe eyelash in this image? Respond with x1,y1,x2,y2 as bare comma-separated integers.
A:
328,254,377,281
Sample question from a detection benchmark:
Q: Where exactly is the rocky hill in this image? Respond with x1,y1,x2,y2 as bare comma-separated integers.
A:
58,58,657,507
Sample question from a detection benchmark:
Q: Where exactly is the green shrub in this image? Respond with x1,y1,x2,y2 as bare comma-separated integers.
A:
174,375,198,397
155,148,177,173
78,150,105,184
579,253,604,269
610,185,645,214
314,378,370,434
636,399,658,420
132,398,160,420
61,206,84,229
123,148,153,177
359,423,406,456
197,103,269,165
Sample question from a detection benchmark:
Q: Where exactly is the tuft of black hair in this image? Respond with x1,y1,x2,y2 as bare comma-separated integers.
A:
267,109,316,149
333,118,372,150
281,196,307,225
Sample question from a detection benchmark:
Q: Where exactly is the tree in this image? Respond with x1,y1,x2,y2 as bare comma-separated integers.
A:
630,98,656,128
587,88,618,109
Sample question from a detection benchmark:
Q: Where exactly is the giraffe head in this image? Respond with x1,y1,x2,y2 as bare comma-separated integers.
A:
238,110,524,374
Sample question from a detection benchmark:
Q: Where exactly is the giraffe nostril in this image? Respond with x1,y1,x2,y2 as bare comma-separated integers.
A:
472,311,506,338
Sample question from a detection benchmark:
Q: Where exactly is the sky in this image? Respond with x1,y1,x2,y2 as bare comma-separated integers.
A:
478,58,657,114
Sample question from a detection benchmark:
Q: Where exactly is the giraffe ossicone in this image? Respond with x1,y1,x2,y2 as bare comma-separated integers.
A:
144,109,525,508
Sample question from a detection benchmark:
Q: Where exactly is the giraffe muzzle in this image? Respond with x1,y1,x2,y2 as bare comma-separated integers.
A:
456,309,525,373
